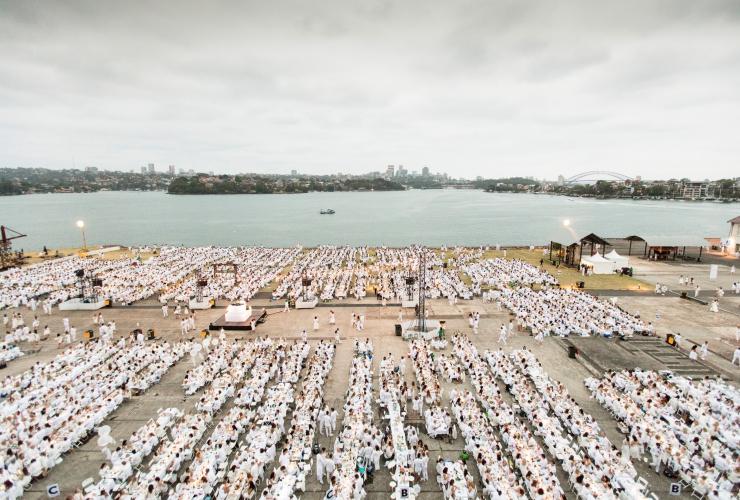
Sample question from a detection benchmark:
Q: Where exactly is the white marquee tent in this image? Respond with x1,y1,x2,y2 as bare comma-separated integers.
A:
604,249,629,268
580,252,618,274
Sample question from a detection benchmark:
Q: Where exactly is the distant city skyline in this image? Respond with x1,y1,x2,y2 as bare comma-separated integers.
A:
1,1,739,179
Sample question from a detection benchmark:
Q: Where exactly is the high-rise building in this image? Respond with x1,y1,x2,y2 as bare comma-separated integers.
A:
147,163,155,174
386,165,395,178
421,166,430,177
290,169,298,176
557,175,565,186
140,166,147,174
168,165,176,176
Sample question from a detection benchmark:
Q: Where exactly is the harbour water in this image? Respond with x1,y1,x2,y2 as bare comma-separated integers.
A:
1,190,737,249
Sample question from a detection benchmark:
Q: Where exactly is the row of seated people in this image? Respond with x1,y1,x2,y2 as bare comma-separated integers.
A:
159,247,301,303
586,370,738,499
408,340,449,438
118,413,210,497
264,341,336,498
234,341,307,407
379,350,417,499
497,286,645,338
271,246,354,300
326,349,380,499
93,407,184,492
451,391,525,499
222,247,302,302
507,348,645,498
216,383,296,498
630,370,738,453
463,258,559,289
487,349,639,499
112,339,307,499
451,335,565,500
437,458,478,500
182,340,249,395
435,354,465,383
0,338,185,497
408,340,442,406
196,340,278,415
99,247,225,305
0,254,127,310
183,340,310,499
0,342,24,364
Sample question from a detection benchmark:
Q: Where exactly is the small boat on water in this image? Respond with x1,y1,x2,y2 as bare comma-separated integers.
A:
320,209,335,214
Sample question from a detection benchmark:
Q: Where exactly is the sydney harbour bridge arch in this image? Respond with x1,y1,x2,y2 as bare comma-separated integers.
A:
563,171,633,184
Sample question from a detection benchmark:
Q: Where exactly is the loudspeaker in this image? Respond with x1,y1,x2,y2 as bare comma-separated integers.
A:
395,324,402,336
75,269,85,278
92,278,103,287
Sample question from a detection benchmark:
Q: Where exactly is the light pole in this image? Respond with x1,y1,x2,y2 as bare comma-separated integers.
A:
76,220,87,251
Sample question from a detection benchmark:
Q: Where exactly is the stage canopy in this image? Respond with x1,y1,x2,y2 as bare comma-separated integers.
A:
580,252,617,274
604,249,629,268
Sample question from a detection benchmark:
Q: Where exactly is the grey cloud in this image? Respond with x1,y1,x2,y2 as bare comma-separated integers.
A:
0,0,738,178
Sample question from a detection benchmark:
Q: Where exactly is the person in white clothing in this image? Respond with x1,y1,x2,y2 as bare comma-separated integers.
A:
732,347,740,366
316,449,326,484
689,345,698,361
498,324,507,344
161,304,168,318
330,407,338,433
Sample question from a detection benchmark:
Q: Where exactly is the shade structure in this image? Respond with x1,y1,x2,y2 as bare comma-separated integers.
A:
604,249,629,268
580,252,617,274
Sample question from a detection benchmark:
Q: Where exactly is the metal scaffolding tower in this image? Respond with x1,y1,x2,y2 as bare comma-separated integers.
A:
417,248,427,332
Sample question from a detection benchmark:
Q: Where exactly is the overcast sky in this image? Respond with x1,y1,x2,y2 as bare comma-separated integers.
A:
1,0,739,180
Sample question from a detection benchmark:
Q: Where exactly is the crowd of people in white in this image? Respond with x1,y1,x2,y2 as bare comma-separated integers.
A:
586,369,739,499
464,258,559,290
487,348,646,499
453,335,566,499
265,341,335,498
408,340,452,439
497,287,646,338
325,344,380,499
272,246,362,301
160,247,301,304
0,337,185,498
